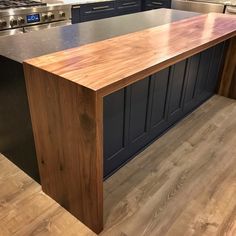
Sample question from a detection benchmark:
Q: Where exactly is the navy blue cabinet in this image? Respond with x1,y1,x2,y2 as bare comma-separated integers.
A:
80,1,116,22
183,54,201,113
143,0,171,10
184,42,226,113
206,43,226,94
149,68,170,139
167,60,187,125
104,78,151,177
71,5,80,24
71,0,175,24
117,0,141,15
104,89,129,177
193,48,213,104
126,78,154,162
103,43,227,178
73,1,116,23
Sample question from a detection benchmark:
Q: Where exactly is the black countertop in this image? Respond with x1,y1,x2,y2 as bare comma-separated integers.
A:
0,9,200,63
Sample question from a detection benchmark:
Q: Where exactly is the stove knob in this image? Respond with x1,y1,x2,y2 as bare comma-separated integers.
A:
18,17,25,25
10,18,17,27
48,12,55,20
0,19,7,28
59,11,66,18
42,13,48,21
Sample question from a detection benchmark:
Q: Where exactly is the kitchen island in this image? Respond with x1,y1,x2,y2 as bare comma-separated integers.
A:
23,11,236,234
0,9,199,182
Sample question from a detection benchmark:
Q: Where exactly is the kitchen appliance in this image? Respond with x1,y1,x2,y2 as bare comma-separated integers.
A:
172,0,236,14
225,5,236,13
172,0,225,13
0,0,71,36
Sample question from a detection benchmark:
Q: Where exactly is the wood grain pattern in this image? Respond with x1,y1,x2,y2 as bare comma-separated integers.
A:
218,37,236,99
102,95,236,236
23,65,103,234
0,154,96,236
25,13,236,96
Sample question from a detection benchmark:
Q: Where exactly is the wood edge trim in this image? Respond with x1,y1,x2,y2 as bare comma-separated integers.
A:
97,34,236,97
23,63,104,234
218,37,236,98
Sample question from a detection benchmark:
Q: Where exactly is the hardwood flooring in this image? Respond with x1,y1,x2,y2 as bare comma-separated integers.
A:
102,95,236,236
0,95,236,236
0,154,96,236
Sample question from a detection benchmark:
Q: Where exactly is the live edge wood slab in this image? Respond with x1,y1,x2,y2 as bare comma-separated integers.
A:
23,13,236,234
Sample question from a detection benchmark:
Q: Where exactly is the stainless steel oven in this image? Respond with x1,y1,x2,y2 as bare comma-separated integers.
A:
225,5,236,14
0,1,72,36
171,0,225,13
172,0,236,14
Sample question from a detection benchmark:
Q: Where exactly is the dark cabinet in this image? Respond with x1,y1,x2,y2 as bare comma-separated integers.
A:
193,47,214,104
183,54,201,113
206,43,226,94
79,1,116,23
143,0,171,10
71,5,80,24
117,0,141,15
103,43,226,178
186,42,226,110
103,78,151,177
127,77,153,158
103,89,128,177
167,60,187,124
149,68,170,138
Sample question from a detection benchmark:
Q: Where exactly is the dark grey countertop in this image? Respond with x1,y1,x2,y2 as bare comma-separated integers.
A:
0,9,200,63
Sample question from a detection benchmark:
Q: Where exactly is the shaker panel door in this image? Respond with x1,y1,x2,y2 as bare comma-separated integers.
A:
149,67,170,137
194,47,213,103
104,89,127,177
127,77,153,157
167,60,187,124
183,54,201,113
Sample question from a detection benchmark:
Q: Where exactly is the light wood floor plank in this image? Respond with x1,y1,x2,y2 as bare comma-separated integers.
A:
0,157,96,236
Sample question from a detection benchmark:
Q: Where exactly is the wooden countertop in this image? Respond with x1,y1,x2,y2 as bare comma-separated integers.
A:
24,13,236,96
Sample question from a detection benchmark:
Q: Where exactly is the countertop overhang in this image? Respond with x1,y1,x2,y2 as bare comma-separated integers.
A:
24,13,236,96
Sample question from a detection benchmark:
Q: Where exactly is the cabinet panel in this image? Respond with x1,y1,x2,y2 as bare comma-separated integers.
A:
103,88,129,177
117,0,141,15
104,89,126,158
79,1,116,22
206,42,225,93
144,0,171,10
194,47,213,103
0,58,39,182
103,43,226,178
71,5,80,24
129,78,150,142
183,54,201,112
149,68,170,135
167,60,187,124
